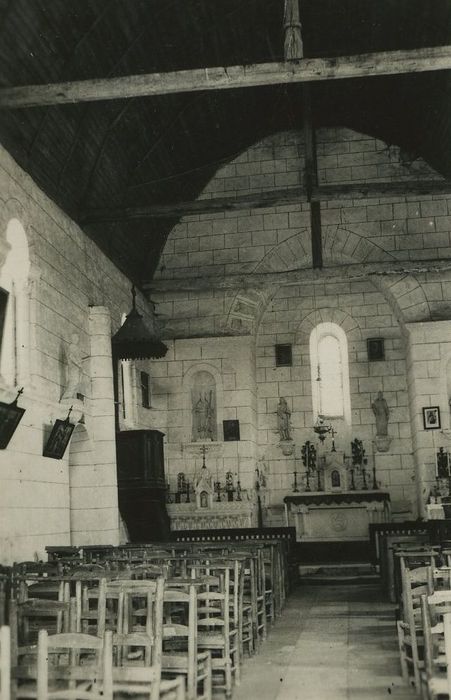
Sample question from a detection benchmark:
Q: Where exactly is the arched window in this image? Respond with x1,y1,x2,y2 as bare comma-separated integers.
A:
0,219,30,386
119,313,134,423
310,322,351,425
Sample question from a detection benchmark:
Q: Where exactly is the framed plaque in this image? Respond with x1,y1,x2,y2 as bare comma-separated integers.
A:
223,419,240,441
0,393,25,449
43,419,75,459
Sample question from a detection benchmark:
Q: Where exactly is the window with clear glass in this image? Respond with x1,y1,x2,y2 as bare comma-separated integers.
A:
310,322,351,425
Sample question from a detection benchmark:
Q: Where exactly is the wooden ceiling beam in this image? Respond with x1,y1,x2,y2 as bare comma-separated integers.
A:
2,45,451,108
82,179,451,223
144,258,451,293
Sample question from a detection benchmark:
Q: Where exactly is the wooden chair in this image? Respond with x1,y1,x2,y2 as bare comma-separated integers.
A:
12,629,113,700
112,665,185,700
162,582,211,700
188,561,240,698
1,626,10,700
397,564,432,691
421,591,451,699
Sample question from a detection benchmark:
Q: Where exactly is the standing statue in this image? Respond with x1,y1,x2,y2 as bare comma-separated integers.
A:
61,333,84,401
277,397,292,441
372,391,390,436
193,391,214,441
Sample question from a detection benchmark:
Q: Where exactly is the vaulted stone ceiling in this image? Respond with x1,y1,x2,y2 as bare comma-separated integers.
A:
0,0,450,283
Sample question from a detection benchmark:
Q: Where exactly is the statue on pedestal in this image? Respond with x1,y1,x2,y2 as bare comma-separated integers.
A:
372,390,392,452
372,391,389,436
61,333,85,401
193,390,215,441
277,397,292,442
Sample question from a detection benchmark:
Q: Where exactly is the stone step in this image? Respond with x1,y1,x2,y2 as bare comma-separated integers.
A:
298,561,379,584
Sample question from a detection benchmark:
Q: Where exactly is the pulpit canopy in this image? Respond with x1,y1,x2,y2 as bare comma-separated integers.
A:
112,286,168,360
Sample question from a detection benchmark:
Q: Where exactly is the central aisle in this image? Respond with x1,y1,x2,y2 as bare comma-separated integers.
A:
234,583,416,700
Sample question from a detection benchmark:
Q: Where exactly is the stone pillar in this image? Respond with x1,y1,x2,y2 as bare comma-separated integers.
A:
405,320,451,518
70,306,119,546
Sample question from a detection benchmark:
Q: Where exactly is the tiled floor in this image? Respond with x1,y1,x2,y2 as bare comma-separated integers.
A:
234,583,417,700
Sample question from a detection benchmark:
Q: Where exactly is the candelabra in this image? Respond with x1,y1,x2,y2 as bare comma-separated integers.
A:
350,438,368,490
301,440,319,491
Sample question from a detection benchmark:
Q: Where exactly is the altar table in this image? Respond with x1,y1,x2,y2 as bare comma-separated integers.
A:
284,490,391,542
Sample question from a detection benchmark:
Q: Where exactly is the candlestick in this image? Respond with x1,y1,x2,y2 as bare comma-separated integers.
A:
372,465,378,490
362,463,368,490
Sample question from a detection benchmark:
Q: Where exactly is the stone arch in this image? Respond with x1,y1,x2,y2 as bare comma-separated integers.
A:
0,205,42,389
0,198,37,269
295,307,363,345
227,223,432,334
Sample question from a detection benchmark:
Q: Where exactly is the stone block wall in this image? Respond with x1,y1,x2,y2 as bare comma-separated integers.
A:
149,336,258,495
255,281,413,515
152,126,451,521
0,145,157,563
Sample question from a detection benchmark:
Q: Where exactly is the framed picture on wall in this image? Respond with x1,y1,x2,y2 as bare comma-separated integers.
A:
423,406,441,430
367,338,385,361
223,419,240,441
43,419,75,459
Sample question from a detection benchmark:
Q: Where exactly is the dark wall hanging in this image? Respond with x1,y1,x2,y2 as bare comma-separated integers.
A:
367,338,385,361
0,387,25,449
223,419,240,441
43,406,75,459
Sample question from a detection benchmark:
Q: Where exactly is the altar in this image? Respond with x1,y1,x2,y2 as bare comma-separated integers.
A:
284,490,391,543
167,499,257,530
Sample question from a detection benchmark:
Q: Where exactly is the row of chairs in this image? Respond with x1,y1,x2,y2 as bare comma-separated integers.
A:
393,538,451,698
0,537,291,700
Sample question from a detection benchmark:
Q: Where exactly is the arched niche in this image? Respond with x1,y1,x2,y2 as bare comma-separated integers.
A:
191,370,217,442
0,217,33,388
182,363,224,444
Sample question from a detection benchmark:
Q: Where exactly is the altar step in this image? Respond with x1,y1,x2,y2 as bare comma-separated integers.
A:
298,561,379,585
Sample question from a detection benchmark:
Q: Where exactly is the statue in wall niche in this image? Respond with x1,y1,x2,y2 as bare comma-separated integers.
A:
372,390,392,453
61,333,85,401
193,390,215,441
277,397,292,442
372,391,390,436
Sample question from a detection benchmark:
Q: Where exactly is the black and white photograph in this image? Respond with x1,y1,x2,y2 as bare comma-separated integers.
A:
1,3,451,698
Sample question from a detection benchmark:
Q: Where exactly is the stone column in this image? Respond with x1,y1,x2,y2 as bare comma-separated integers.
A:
405,320,451,518
70,306,119,545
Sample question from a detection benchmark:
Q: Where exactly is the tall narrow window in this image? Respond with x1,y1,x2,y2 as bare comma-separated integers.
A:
140,371,151,409
0,219,30,386
120,313,134,422
310,322,351,425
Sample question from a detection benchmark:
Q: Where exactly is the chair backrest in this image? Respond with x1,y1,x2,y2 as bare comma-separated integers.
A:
37,629,113,700
423,591,451,693
0,626,10,700
401,564,433,628
100,578,164,668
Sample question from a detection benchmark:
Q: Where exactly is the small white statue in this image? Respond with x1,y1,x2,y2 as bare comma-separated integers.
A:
277,397,292,441
61,333,84,400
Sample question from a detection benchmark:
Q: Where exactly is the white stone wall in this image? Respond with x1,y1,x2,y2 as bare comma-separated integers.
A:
152,127,451,522
255,281,412,516
0,145,157,564
150,336,258,495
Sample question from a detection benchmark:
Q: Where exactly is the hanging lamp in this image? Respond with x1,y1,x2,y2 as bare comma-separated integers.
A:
112,286,168,360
